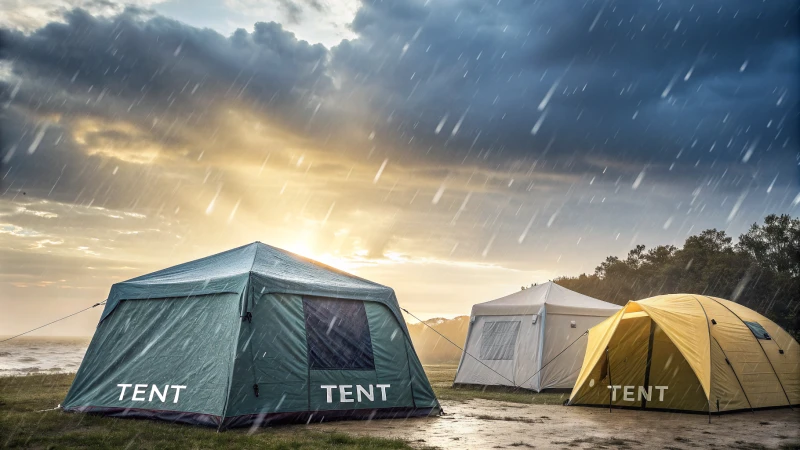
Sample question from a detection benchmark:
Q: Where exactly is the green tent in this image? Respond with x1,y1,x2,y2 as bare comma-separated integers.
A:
63,242,440,429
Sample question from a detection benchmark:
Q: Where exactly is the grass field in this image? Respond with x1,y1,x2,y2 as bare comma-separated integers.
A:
426,364,570,405
0,374,420,449
3,367,798,449
0,365,570,449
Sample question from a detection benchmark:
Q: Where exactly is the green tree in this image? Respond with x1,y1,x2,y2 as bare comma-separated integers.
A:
554,214,800,339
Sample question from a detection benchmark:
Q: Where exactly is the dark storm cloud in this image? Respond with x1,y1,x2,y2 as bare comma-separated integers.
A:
332,0,798,180
1,0,798,199
1,7,330,142
1,7,333,203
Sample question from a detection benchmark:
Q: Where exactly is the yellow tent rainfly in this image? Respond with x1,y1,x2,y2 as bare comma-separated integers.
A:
567,294,799,413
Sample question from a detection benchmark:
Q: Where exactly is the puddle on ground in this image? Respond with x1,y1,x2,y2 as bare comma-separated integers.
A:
302,399,800,449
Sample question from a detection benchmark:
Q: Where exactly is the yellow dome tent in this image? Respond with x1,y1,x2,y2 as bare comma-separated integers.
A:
568,294,799,413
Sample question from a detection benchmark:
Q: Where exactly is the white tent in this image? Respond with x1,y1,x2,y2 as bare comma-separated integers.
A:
454,282,621,391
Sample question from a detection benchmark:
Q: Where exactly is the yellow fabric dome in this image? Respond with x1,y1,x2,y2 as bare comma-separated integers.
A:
568,294,799,413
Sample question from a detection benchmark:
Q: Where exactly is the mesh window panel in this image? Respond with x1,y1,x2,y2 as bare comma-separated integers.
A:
303,296,375,370
480,320,521,360
744,321,771,340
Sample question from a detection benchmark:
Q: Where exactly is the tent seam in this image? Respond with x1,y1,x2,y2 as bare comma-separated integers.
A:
219,289,246,428
710,334,753,411
535,308,546,391
536,282,554,391
688,294,714,412
453,308,476,382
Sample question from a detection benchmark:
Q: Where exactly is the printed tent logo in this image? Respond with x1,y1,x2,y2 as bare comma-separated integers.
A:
568,294,800,413
62,242,440,429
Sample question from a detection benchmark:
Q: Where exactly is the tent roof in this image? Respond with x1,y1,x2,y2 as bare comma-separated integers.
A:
99,242,395,322
125,241,386,291
471,281,622,316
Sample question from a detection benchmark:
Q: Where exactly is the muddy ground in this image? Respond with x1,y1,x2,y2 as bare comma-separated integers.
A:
312,399,800,449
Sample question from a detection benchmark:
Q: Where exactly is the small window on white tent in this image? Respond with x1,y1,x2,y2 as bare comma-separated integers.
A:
480,321,520,360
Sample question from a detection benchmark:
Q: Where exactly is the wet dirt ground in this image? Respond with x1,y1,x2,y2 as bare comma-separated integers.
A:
311,399,800,449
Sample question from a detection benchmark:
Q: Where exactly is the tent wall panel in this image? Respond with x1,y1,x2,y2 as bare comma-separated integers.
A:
64,294,240,417
539,312,605,390
566,356,608,406
606,316,651,407
571,311,625,400
513,315,543,390
710,338,751,412
366,303,412,382
227,293,309,418
646,324,707,412
638,296,711,399
714,298,800,405
699,297,787,409
569,315,651,406
454,315,537,387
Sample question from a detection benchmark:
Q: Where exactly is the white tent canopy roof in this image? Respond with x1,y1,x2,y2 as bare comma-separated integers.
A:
471,281,621,317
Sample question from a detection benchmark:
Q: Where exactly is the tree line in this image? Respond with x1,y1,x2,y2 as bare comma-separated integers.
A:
553,214,800,339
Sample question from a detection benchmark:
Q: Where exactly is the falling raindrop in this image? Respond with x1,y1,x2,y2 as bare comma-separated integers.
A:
435,114,449,134
632,170,645,190
531,109,549,135
451,110,468,136
374,159,388,183
27,124,49,154
661,74,679,98
432,182,446,204
482,232,497,257
206,185,222,215
538,80,559,111
228,199,241,224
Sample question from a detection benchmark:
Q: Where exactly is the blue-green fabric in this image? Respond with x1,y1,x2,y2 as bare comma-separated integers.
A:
224,294,432,417
65,243,440,427
63,294,240,417
227,293,309,416
101,243,405,329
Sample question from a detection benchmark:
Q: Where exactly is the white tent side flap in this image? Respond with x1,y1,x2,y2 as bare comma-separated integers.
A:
454,282,621,391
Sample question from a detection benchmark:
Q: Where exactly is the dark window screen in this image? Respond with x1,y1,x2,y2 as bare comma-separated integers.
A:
744,321,771,340
303,296,375,370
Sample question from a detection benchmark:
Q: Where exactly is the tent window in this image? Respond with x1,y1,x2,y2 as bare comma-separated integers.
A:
303,297,375,370
480,321,520,360
744,321,771,340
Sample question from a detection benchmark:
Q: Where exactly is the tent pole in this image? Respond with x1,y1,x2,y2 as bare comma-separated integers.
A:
606,347,612,413
691,296,715,424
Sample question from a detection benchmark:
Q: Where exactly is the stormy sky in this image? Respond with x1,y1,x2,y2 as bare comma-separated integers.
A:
1,0,798,335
